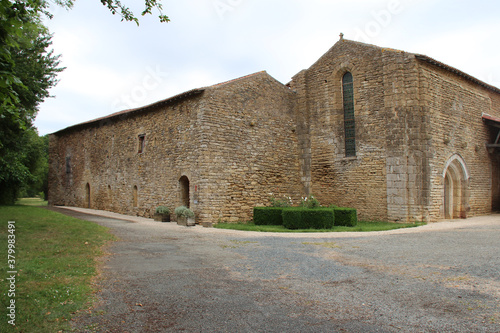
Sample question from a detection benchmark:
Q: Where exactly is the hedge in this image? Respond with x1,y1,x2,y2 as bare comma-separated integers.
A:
253,206,357,229
334,207,358,227
253,207,284,225
281,207,303,229
282,207,335,230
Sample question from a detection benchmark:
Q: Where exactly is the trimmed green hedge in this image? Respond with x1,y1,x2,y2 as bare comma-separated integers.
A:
253,207,284,225
254,206,357,229
281,207,303,229
334,207,358,227
282,207,335,230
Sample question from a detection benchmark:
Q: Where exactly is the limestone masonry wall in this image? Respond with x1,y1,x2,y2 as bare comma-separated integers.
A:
49,72,302,224
49,39,500,224
418,61,500,220
289,40,429,222
193,72,302,223
49,94,206,219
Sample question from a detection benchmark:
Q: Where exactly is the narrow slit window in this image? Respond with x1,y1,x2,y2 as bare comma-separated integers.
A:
138,134,145,153
65,156,72,174
342,72,356,157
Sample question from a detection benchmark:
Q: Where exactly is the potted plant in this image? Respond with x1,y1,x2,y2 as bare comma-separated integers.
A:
154,206,171,222
175,206,195,226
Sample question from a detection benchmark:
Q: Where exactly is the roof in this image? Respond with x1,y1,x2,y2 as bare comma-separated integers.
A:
211,71,267,88
361,40,500,94
53,88,205,134
308,39,500,95
52,71,270,135
414,54,500,95
482,113,500,128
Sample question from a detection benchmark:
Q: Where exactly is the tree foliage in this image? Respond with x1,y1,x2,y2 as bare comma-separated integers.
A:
0,0,168,204
0,1,62,204
99,0,170,24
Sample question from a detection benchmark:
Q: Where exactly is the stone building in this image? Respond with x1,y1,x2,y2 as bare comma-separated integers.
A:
49,38,500,224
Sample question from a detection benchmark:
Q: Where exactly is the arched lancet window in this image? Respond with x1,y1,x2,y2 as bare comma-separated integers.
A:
342,72,356,157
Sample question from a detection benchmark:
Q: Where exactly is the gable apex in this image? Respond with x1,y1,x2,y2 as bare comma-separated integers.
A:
305,38,406,73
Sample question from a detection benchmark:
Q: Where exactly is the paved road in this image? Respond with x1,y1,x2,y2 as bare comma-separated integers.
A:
51,207,500,332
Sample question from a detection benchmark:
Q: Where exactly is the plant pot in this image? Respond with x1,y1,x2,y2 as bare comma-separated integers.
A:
154,213,170,222
177,216,195,226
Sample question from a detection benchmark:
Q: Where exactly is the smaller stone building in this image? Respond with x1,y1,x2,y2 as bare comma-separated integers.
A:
49,71,303,224
49,38,500,223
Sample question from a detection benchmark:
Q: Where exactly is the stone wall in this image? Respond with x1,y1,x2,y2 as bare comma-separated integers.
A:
49,72,302,224
49,93,206,219
417,61,500,220
191,72,303,223
289,40,429,222
49,39,500,224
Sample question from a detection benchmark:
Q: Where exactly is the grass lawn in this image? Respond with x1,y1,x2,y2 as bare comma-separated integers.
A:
0,203,115,332
214,220,426,232
15,197,48,206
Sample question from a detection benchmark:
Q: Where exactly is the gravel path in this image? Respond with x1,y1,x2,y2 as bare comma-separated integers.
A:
51,207,500,332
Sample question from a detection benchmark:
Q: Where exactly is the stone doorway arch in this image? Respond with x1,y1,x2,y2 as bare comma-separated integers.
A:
179,176,190,208
443,154,469,219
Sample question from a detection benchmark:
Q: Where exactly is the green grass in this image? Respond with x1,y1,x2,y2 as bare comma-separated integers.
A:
214,220,426,232
15,197,48,206
0,205,115,332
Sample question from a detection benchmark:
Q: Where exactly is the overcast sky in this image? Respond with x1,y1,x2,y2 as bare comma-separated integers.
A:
36,0,500,135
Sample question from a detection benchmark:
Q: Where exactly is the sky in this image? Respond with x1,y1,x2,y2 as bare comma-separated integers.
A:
36,0,500,135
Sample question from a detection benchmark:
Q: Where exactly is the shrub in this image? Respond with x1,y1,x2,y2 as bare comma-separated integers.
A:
303,208,335,229
282,207,335,230
334,207,357,227
282,208,303,229
253,207,284,225
269,194,292,207
155,206,170,215
174,206,194,218
300,195,321,208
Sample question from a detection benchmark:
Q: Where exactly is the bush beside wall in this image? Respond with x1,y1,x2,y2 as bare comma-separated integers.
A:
253,207,284,225
253,206,357,229
334,208,358,227
282,207,335,230
281,207,303,229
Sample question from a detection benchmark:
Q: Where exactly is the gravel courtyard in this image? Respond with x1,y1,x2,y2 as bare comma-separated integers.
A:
54,207,500,332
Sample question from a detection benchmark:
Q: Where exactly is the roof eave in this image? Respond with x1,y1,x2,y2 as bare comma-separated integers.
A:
414,54,500,95
52,88,205,135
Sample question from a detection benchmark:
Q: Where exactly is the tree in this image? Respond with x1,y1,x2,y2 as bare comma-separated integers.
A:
0,0,168,204
98,0,170,24
0,9,61,203
18,132,49,199
1,0,168,125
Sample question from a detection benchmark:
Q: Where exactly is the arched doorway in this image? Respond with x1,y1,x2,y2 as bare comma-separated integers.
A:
133,185,138,207
85,183,91,208
443,155,469,219
179,176,190,208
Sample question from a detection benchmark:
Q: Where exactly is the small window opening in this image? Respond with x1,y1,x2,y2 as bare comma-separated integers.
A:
65,156,72,174
138,134,145,153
